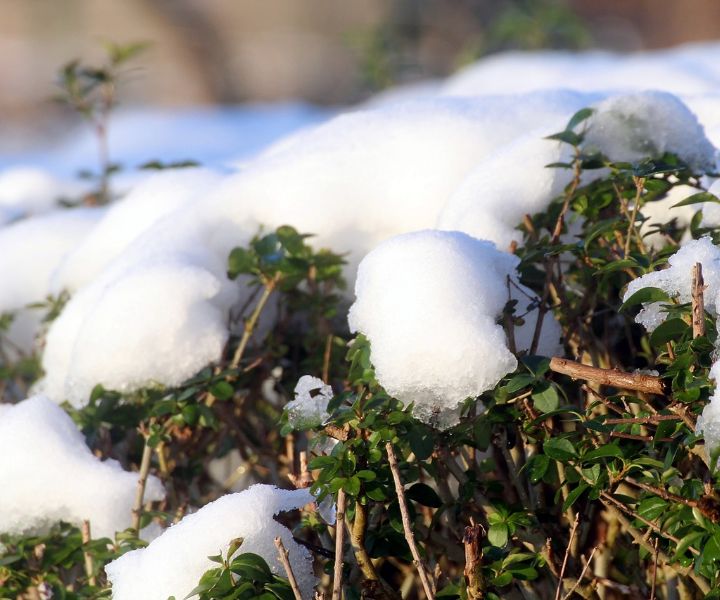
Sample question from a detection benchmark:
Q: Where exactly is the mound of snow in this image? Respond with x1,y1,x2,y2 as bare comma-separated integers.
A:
0,395,164,538
442,44,720,98
584,91,716,172
0,207,104,356
51,167,223,292
348,230,526,428
105,484,315,600
0,167,85,225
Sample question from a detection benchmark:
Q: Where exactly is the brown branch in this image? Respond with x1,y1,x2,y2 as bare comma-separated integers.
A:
131,439,153,534
561,545,598,600
555,513,580,600
81,520,96,587
549,357,665,395
603,415,681,425
692,262,706,339
386,442,435,600
332,490,347,600
323,334,334,384
464,522,486,600
650,538,659,600
274,537,303,600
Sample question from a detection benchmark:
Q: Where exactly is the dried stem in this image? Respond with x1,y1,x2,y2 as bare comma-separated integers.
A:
386,442,435,600
692,262,706,339
230,272,281,370
332,490,347,600
323,334,333,383
561,545,598,600
603,415,680,425
81,520,96,586
131,439,153,534
463,523,485,600
555,513,580,600
549,357,665,395
274,536,303,600
650,538,659,600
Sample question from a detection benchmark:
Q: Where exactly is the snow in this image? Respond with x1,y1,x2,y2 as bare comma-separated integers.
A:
623,237,720,331
286,375,332,429
105,484,315,600
698,361,720,467
0,395,164,538
51,167,224,292
348,230,521,429
0,207,104,356
0,167,85,225
583,92,716,172
442,43,720,98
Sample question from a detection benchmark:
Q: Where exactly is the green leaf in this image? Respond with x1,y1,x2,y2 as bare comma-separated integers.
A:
582,443,623,462
527,455,550,484
543,438,578,462
620,287,671,312
406,483,442,508
230,552,273,584
673,530,705,559
566,107,594,131
408,426,434,461
228,247,256,279
672,191,720,208
488,523,509,547
545,130,582,146
649,317,689,347
562,482,588,511
531,382,559,413
210,380,234,401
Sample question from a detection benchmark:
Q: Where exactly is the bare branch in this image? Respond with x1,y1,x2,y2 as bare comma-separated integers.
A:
386,442,435,600
549,357,665,395
692,262,706,338
274,536,303,600
332,490,347,600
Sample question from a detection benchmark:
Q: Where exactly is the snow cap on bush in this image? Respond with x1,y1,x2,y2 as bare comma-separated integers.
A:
52,167,223,292
286,375,332,429
348,230,520,429
623,237,720,331
105,484,315,600
0,395,164,538
584,91,717,172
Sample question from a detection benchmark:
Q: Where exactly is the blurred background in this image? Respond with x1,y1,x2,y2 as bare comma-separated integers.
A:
2,0,720,152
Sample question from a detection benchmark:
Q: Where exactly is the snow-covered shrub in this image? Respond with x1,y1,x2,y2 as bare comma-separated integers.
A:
9,41,720,600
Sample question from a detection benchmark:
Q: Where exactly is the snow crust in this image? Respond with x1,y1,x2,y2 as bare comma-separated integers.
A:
0,395,164,538
623,237,720,331
105,485,315,600
286,375,332,429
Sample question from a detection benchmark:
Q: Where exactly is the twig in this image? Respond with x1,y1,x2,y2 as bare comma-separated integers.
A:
323,334,333,383
274,536,303,600
692,262,706,339
603,415,680,425
624,177,646,257
81,520,96,586
650,538,659,600
131,439,153,534
332,490,347,600
561,545,598,600
555,513,580,600
463,522,485,600
230,272,281,370
386,442,435,600
549,357,665,395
